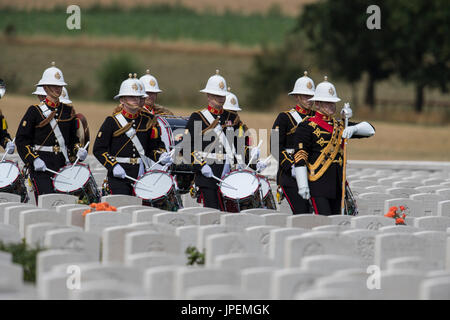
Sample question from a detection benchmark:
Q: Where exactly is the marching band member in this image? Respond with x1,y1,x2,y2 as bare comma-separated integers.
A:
185,70,258,210
93,74,172,195
32,86,47,102
293,77,375,215
271,71,315,214
139,69,174,116
15,62,88,202
0,80,15,156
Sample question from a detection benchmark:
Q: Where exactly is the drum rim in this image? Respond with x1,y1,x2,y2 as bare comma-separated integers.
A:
133,169,175,201
219,169,259,199
52,162,92,193
0,160,20,188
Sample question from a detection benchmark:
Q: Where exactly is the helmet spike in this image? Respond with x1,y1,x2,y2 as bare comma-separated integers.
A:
324,76,328,81
216,69,219,75
304,71,308,76
227,86,231,92
133,73,137,79
128,73,132,78
146,69,150,74
51,61,56,66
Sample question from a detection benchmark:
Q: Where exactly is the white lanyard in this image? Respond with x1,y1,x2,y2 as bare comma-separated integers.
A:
38,102,70,163
114,113,150,170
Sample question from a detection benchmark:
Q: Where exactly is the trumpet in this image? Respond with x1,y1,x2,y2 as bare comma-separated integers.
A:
0,79,5,99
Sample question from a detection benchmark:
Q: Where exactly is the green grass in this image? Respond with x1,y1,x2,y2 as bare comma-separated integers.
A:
0,5,296,47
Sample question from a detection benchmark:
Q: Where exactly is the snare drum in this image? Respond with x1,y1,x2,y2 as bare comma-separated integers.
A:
133,170,182,211
219,170,262,213
257,175,277,210
52,163,101,204
0,160,29,202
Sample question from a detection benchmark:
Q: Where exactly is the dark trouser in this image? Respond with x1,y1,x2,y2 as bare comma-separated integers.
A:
108,176,134,195
30,170,56,204
199,186,222,210
281,185,312,215
311,197,341,216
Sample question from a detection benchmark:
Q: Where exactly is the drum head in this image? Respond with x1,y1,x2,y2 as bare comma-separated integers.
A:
258,176,270,197
0,161,19,188
221,170,259,200
156,116,174,152
54,165,91,193
134,171,173,200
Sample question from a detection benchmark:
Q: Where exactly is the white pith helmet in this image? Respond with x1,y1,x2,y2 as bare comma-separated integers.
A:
308,76,341,103
140,69,162,93
223,87,242,111
32,86,47,96
132,73,148,98
59,87,72,104
36,61,67,87
288,71,315,96
199,69,229,97
114,73,144,100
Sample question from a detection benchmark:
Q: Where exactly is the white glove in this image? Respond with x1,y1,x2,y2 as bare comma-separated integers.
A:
341,103,353,119
5,141,15,154
159,152,173,165
113,164,126,179
291,165,296,178
343,122,375,139
250,148,260,160
201,164,213,178
256,160,267,172
33,158,47,172
76,148,88,161
342,126,358,139
294,166,310,200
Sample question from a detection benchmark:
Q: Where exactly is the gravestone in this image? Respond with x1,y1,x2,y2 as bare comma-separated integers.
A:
268,228,309,267
117,205,149,214
124,230,181,258
300,254,364,274
205,233,261,266
384,199,424,218
357,193,394,216
342,229,378,267
175,225,199,252
241,267,277,300
38,194,78,209
152,212,197,227
410,193,445,216
131,208,163,223
0,202,21,223
260,213,290,227
245,226,277,255
374,233,427,269
414,231,447,270
286,214,331,229
19,209,60,237
271,269,321,299
214,253,274,269
0,223,21,244
44,229,101,261
4,204,35,229
143,266,180,299
125,252,185,269
328,215,352,226
84,211,132,236
386,188,417,198
437,200,450,217
196,225,229,250
100,195,142,207
350,215,395,230
414,216,450,232
419,277,450,299
0,192,20,203
25,223,81,248
379,225,421,233
36,250,93,278
436,189,450,200
0,263,23,292
195,211,221,225
220,214,264,231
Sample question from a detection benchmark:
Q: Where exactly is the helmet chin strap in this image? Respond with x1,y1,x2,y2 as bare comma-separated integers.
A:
121,101,140,113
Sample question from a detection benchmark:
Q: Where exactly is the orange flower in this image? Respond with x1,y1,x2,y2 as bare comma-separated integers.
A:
110,206,117,211
402,213,406,219
389,206,398,213
82,209,92,217
396,218,405,225
385,211,396,218
90,203,97,208
399,206,406,211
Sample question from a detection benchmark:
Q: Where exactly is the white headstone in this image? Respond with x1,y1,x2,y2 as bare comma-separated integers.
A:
4,204,35,229
124,230,181,258
152,212,197,227
205,233,261,266
100,195,142,207
268,228,308,267
386,188,417,198
357,193,394,216
0,263,23,292
240,267,277,299
245,226,277,255
328,215,352,226
143,265,180,299
117,205,149,214
0,192,21,203
131,208,163,223
300,254,363,274
196,225,229,251
271,269,321,299
351,215,395,230
176,225,199,252
341,229,378,267
44,229,101,261
38,194,78,209
220,214,264,231
438,200,450,217
384,198,424,217
419,277,450,299
0,223,21,244
286,214,331,229
125,252,185,269
84,211,132,236
410,193,445,216
26,222,81,248
19,209,60,237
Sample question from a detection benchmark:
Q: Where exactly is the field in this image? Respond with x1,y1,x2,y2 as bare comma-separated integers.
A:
0,6,295,47
2,94,450,162
0,0,315,16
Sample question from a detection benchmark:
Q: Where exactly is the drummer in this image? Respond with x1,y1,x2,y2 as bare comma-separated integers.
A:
33,86,72,105
185,70,264,210
15,62,88,202
0,80,16,157
139,69,174,116
93,74,173,195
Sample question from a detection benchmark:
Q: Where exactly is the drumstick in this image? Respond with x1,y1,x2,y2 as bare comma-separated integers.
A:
211,175,238,191
1,137,15,162
46,168,71,179
245,139,263,170
125,174,153,189
71,141,90,169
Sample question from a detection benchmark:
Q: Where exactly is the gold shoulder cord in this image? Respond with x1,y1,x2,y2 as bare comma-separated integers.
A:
307,119,344,181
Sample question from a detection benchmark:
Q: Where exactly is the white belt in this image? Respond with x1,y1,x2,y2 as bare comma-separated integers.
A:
34,145,62,153
196,151,226,161
115,157,141,165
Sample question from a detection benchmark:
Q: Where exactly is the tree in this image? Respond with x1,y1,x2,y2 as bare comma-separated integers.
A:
384,0,450,112
296,0,393,109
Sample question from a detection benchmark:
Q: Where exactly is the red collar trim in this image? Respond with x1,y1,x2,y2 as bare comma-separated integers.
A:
207,105,223,115
121,108,140,119
295,105,310,115
308,113,334,133
45,98,59,108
